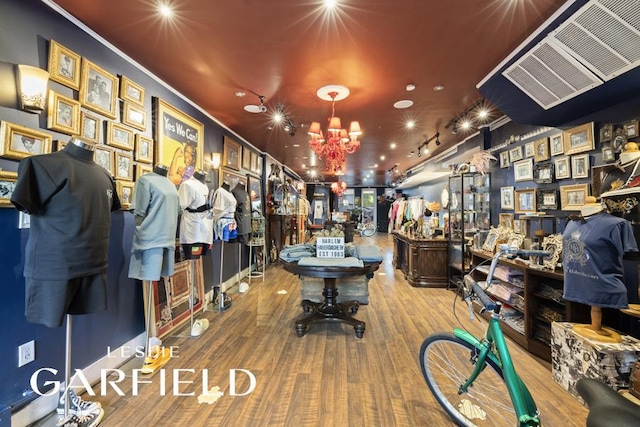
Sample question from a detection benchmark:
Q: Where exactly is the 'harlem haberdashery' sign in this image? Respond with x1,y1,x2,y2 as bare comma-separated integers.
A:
316,237,345,258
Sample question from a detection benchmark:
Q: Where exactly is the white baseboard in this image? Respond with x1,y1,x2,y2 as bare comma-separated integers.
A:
11,333,146,427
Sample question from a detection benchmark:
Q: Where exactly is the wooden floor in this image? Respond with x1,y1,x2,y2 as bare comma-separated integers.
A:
42,234,588,426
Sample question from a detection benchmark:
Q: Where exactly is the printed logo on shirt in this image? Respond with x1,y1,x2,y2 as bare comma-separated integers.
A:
564,230,588,266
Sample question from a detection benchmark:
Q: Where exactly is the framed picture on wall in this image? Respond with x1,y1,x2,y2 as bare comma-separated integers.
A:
499,151,510,168
242,146,252,170
219,167,247,189
94,145,114,175
223,136,241,171
154,98,204,186
47,91,81,135
122,102,147,132
554,156,571,180
624,119,639,138
563,122,594,155
599,123,613,143
0,121,52,160
513,158,533,182
534,161,554,184
602,145,615,163
549,133,564,156
500,186,515,210
509,146,523,163
47,40,81,90
116,179,135,209
537,189,558,211
115,151,134,181
515,188,536,214
533,137,550,162
499,213,514,229
560,183,589,210
80,111,101,144
524,142,534,158
79,58,119,119
0,171,18,207
135,134,154,164
136,164,153,180
571,154,590,179
119,75,145,107
106,121,135,151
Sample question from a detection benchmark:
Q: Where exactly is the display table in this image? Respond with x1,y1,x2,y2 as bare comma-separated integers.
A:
392,232,448,287
282,259,380,338
551,322,640,401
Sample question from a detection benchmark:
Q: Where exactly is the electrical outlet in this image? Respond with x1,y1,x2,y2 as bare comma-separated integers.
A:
18,340,35,367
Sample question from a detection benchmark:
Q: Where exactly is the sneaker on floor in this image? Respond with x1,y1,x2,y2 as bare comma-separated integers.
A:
56,408,104,427
191,319,209,336
57,389,102,416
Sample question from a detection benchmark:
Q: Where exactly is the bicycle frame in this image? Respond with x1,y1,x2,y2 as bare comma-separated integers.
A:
453,308,540,426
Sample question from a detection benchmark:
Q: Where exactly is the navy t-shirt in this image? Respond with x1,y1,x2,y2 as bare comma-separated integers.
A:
11,144,121,280
563,213,638,308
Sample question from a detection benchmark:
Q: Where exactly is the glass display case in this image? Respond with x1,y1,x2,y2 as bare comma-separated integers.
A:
446,172,491,286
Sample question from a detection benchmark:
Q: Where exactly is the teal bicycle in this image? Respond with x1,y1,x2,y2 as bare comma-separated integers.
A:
420,246,549,426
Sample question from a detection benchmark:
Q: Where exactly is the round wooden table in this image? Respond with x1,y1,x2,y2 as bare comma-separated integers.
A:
282,260,380,338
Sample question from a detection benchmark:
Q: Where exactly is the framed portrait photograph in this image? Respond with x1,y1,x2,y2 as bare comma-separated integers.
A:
136,163,153,180
223,136,241,171
154,98,204,186
499,151,510,168
250,151,259,173
560,183,589,210
115,151,134,181
256,154,263,175
94,145,114,175
571,154,590,179
599,123,613,143
537,189,558,211
524,142,534,158
482,227,499,253
554,156,571,180
499,213,514,229
242,146,251,170
219,167,247,189
515,188,536,214
549,132,564,156
80,111,101,144
0,171,18,207
602,145,615,163
513,158,533,182
509,146,523,163
119,75,145,107
534,161,554,184
122,102,147,132
624,119,639,138
500,186,515,210
0,121,52,160
79,58,119,119
143,259,205,339
47,91,81,135
47,40,81,90
116,179,135,209
106,121,135,151
542,234,563,270
563,122,595,155
533,137,550,162
135,134,154,164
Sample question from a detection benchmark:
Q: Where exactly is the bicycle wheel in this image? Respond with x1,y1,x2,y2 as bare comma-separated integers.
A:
420,333,518,426
362,223,376,237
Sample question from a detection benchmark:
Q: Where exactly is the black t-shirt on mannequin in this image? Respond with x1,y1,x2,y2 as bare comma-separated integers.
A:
11,138,121,327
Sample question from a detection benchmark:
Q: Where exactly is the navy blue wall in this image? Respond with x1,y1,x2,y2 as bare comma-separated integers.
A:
0,0,254,410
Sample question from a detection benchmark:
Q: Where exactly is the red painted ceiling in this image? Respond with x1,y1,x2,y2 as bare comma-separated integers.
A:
51,0,568,185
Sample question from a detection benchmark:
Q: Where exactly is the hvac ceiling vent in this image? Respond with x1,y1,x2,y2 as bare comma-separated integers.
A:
503,0,640,110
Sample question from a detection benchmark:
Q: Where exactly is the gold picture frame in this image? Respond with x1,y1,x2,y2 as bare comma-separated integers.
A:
499,213,514,229
119,75,145,107
560,183,589,210
0,121,52,160
55,139,67,152
563,122,595,155
106,121,135,151
515,188,536,213
136,163,153,180
0,170,18,207
116,179,135,209
94,144,114,175
482,227,500,253
142,259,205,339
47,91,81,135
154,98,204,186
115,151,134,181
242,146,251,170
223,136,241,171
80,111,101,144
219,167,247,189
47,40,81,90
79,58,119,119
122,101,147,132
135,134,154,164
533,137,550,162
549,132,564,156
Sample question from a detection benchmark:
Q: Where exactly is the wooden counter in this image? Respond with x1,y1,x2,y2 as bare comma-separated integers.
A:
392,232,449,287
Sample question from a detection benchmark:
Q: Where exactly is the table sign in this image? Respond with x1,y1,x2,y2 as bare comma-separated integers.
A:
316,237,345,258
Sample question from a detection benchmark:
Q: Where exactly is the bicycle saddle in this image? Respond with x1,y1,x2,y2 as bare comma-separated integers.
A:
577,378,640,426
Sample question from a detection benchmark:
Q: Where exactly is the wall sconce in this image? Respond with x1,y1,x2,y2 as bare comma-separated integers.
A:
17,64,49,113
211,152,221,170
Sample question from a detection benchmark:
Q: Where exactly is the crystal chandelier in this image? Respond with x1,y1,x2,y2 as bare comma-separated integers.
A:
331,180,347,197
308,85,361,175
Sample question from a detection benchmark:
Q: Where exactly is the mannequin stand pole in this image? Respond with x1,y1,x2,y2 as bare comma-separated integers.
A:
145,281,153,355
63,314,72,418
173,259,201,338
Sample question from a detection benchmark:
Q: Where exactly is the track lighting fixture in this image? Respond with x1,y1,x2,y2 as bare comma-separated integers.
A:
445,98,492,135
452,123,457,134
435,134,441,145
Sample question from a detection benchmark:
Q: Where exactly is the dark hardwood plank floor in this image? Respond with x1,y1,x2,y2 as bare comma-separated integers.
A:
38,233,588,426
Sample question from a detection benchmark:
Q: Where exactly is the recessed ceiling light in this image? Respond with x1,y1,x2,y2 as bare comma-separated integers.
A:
433,85,445,91
380,155,386,160
406,120,415,129
390,143,397,149
394,100,414,109
406,83,416,91
235,91,246,97
158,4,173,17
293,144,300,147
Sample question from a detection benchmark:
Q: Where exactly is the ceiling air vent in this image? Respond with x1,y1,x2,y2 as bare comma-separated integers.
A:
502,0,640,110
